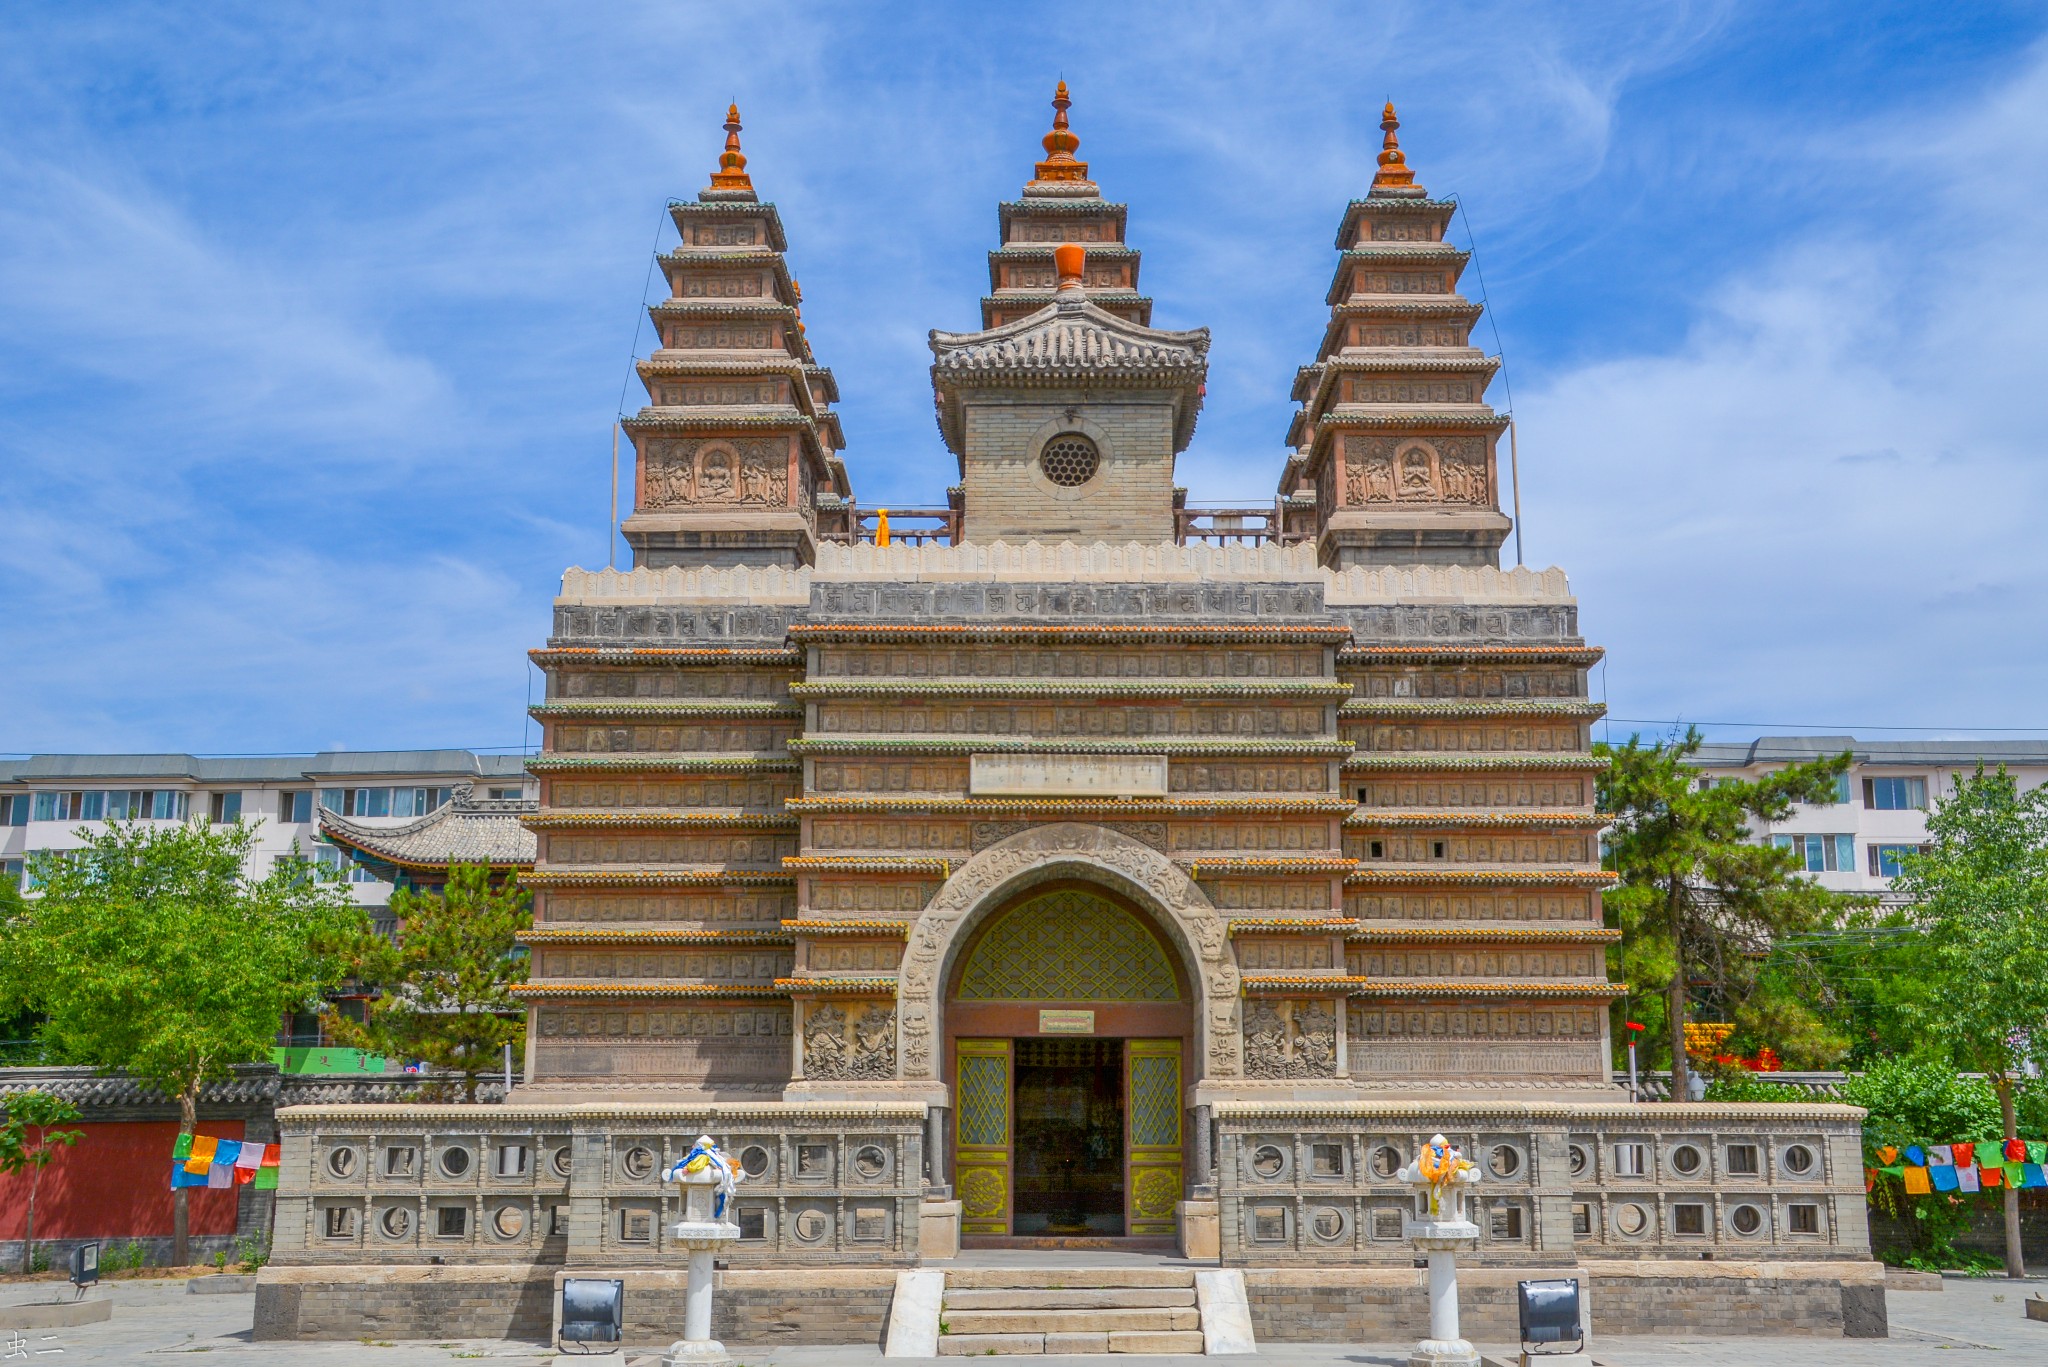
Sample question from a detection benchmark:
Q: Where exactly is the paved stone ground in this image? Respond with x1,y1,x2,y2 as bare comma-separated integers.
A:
6,1275,2045,1364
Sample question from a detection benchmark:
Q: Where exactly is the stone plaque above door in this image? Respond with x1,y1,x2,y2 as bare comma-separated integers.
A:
969,753,1169,799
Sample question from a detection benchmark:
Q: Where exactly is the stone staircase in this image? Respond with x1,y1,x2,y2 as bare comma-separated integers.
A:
935,1268,1208,1356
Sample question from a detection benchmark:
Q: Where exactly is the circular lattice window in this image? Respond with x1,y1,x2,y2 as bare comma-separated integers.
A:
1039,434,1100,487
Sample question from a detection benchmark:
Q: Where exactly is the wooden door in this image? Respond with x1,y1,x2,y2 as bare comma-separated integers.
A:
955,1038,1013,1236
1125,1038,1183,1238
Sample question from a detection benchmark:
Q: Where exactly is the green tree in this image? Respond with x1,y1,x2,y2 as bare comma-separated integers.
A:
1597,729,1859,1100
0,820,364,1265
0,1090,83,1273
328,863,531,1102
1890,764,2048,1279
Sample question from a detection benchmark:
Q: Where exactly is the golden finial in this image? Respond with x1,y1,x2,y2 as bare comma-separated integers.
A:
1030,80,1091,184
708,103,754,192
1371,100,1418,192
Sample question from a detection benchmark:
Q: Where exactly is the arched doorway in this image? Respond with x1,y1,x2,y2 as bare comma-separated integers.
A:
944,881,1194,1243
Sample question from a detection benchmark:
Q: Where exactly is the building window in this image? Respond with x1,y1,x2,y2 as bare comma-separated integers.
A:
279,791,312,824
487,787,522,801
1614,1142,1648,1177
1789,1203,1821,1234
1673,1203,1707,1236
210,792,243,823
1038,433,1100,488
0,795,26,826
31,792,68,822
435,1206,468,1238
1868,843,1928,879
1,860,22,890
1831,773,1852,804
1726,1143,1760,1176
1864,776,1927,810
1773,833,1853,873
1571,1202,1593,1236
1489,1204,1524,1240
323,1207,357,1240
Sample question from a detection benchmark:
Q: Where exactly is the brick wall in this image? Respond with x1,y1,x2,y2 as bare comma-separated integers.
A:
959,394,1179,543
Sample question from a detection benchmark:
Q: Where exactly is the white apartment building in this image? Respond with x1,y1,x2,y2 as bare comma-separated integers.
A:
1683,736,2048,902
0,750,534,928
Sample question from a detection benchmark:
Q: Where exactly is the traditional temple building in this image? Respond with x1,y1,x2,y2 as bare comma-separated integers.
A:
264,89,1879,1349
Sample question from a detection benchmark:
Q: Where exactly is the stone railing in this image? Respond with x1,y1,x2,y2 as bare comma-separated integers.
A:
558,546,1573,606
1214,1099,1868,1266
272,1102,926,1268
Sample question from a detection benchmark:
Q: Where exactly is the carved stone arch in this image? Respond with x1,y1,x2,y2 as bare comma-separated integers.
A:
896,822,1241,1085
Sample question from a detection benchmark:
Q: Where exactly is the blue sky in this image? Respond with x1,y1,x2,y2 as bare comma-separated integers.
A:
3,1,2045,756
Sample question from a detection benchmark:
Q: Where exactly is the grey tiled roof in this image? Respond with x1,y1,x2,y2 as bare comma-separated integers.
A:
0,749,527,785
319,787,537,870
1688,735,2048,767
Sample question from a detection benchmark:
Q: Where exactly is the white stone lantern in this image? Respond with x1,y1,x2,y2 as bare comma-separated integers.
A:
1396,1133,1483,1367
662,1135,745,1367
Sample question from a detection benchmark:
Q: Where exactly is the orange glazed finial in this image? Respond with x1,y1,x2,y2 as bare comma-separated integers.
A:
1031,80,1091,184
1372,100,1418,191
709,103,754,192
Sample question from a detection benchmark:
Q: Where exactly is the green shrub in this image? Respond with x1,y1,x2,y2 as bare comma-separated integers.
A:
1701,1073,1808,1103
1837,1056,2002,1155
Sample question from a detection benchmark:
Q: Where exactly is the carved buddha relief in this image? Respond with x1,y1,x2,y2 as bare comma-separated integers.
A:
696,445,737,501
1397,443,1439,499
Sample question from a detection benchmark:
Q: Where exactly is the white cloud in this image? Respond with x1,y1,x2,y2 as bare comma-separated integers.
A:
1522,45,2048,734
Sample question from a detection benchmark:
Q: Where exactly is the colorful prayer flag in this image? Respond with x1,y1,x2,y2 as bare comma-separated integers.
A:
1957,1165,1981,1193
1929,1145,1954,1166
1878,1146,1899,1165
172,1132,194,1161
183,1155,211,1175
2005,1139,2028,1163
1981,1165,2003,1188
262,1143,280,1168
205,1164,232,1189
170,1164,208,1189
214,1139,242,1168
2023,1164,2047,1190
2029,1142,2047,1166
234,1143,263,1171
1929,1164,1959,1193
253,1167,278,1191
1902,1165,1931,1195
1952,1142,1975,1169
1904,1145,1927,1166
188,1134,218,1165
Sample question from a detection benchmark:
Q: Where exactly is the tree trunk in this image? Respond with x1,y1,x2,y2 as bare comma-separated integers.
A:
464,1071,479,1103
1998,1078,2025,1279
174,1084,198,1268
1665,880,1690,1102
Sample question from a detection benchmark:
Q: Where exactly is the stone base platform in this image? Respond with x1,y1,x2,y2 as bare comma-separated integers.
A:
253,1258,1887,1344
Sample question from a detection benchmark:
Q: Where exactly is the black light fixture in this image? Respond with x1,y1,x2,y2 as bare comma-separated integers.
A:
69,1242,100,1294
1517,1278,1583,1354
560,1278,625,1346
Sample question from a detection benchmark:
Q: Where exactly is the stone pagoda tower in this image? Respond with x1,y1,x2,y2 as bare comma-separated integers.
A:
979,81,1152,328
1281,105,1512,568
620,107,853,568
932,83,1209,544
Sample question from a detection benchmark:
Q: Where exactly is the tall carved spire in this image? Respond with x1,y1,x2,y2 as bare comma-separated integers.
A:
1277,107,1509,568
1028,80,1092,188
706,103,755,199
619,107,853,568
1370,101,1421,196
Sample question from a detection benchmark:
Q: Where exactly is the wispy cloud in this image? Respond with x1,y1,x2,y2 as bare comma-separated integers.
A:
0,0,2041,752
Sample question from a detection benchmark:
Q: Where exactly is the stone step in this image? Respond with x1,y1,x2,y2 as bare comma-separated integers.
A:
942,1267,1196,1290
942,1306,1201,1336
936,1329,1208,1356
943,1286,1198,1311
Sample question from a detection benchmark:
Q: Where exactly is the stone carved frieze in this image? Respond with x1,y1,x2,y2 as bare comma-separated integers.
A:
895,823,1240,1081
641,438,790,511
1242,999,1338,1079
803,1002,897,1081
1341,437,1491,508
